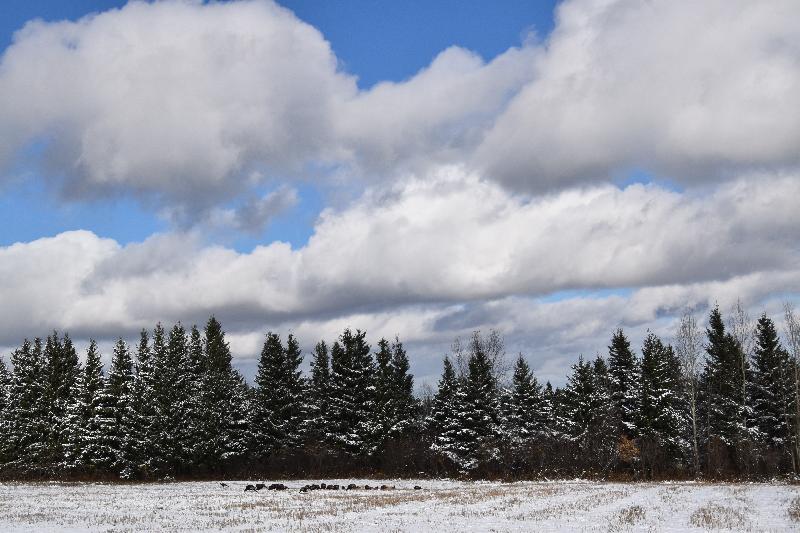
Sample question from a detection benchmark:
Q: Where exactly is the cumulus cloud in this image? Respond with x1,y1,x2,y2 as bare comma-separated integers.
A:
0,169,797,383
475,0,800,190
0,0,355,215
3,0,797,214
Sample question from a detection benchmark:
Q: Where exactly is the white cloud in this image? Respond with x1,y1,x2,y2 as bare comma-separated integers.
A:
3,0,797,213
475,0,800,190
0,169,797,384
0,0,355,214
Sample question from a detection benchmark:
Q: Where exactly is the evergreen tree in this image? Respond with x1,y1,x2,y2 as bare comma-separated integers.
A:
0,356,9,463
699,305,748,472
155,323,195,474
121,329,158,478
372,338,394,449
327,329,376,455
637,332,688,472
63,340,115,472
749,314,795,454
250,332,305,457
428,356,462,468
607,329,640,438
282,334,306,450
3,340,48,471
541,381,558,441
455,340,502,473
183,325,206,468
504,355,546,446
196,317,249,470
389,337,417,439
303,340,331,442
561,356,614,471
43,332,81,469
105,338,135,475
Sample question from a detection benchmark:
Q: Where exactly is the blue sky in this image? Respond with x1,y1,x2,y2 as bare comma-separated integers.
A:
0,0,557,251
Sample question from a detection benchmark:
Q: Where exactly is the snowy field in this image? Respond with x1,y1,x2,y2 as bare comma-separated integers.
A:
0,479,798,532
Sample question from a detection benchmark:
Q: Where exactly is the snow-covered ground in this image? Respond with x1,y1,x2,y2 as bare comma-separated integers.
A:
0,479,797,531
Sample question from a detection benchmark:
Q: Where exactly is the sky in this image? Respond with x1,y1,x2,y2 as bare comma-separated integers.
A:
0,0,798,387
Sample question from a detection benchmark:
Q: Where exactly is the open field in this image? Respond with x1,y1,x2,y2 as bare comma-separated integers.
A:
0,479,798,532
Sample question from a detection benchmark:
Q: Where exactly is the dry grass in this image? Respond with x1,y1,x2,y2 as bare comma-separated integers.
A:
690,502,748,530
607,504,646,531
788,496,800,522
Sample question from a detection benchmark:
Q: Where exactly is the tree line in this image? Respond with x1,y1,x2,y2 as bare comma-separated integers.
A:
0,303,798,481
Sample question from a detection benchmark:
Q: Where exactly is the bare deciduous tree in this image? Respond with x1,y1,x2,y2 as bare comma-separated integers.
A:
675,308,702,475
451,330,510,385
729,298,755,459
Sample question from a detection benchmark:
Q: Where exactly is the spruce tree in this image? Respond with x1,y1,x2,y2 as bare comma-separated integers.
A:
608,329,640,438
183,324,206,468
303,340,331,442
4,340,48,471
504,355,546,446
455,340,502,473
0,357,9,464
389,337,417,439
121,329,158,478
700,305,748,471
43,332,81,469
250,332,304,456
327,329,376,455
105,338,135,475
63,340,115,472
561,356,614,470
146,323,172,475
637,332,688,472
372,338,394,449
749,314,795,454
282,334,306,449
154,323,194,474
428,356,462,468
196,317,249,470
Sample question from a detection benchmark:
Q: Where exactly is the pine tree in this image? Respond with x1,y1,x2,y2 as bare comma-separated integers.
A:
389,337,417,439
561,356,614,471
504,355,546,447
43,332,81,469
637,332,688,473
327,329,376,455
144,323,172,475
63,340,115,472
121,329,158,478
196,317,249,470
183,325,206,469
3,340,49,471
250,332,305,457
455,340,502,473
372,338,394,449
303,340,331,442
428,356,462,468
608,329,640,438
0,356,10,463
153,323,194,475
105,338,134,475
700,305,748,472
282,334,306,450
749,314,795,455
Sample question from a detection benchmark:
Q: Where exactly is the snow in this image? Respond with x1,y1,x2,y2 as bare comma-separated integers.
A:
0,480,797,531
